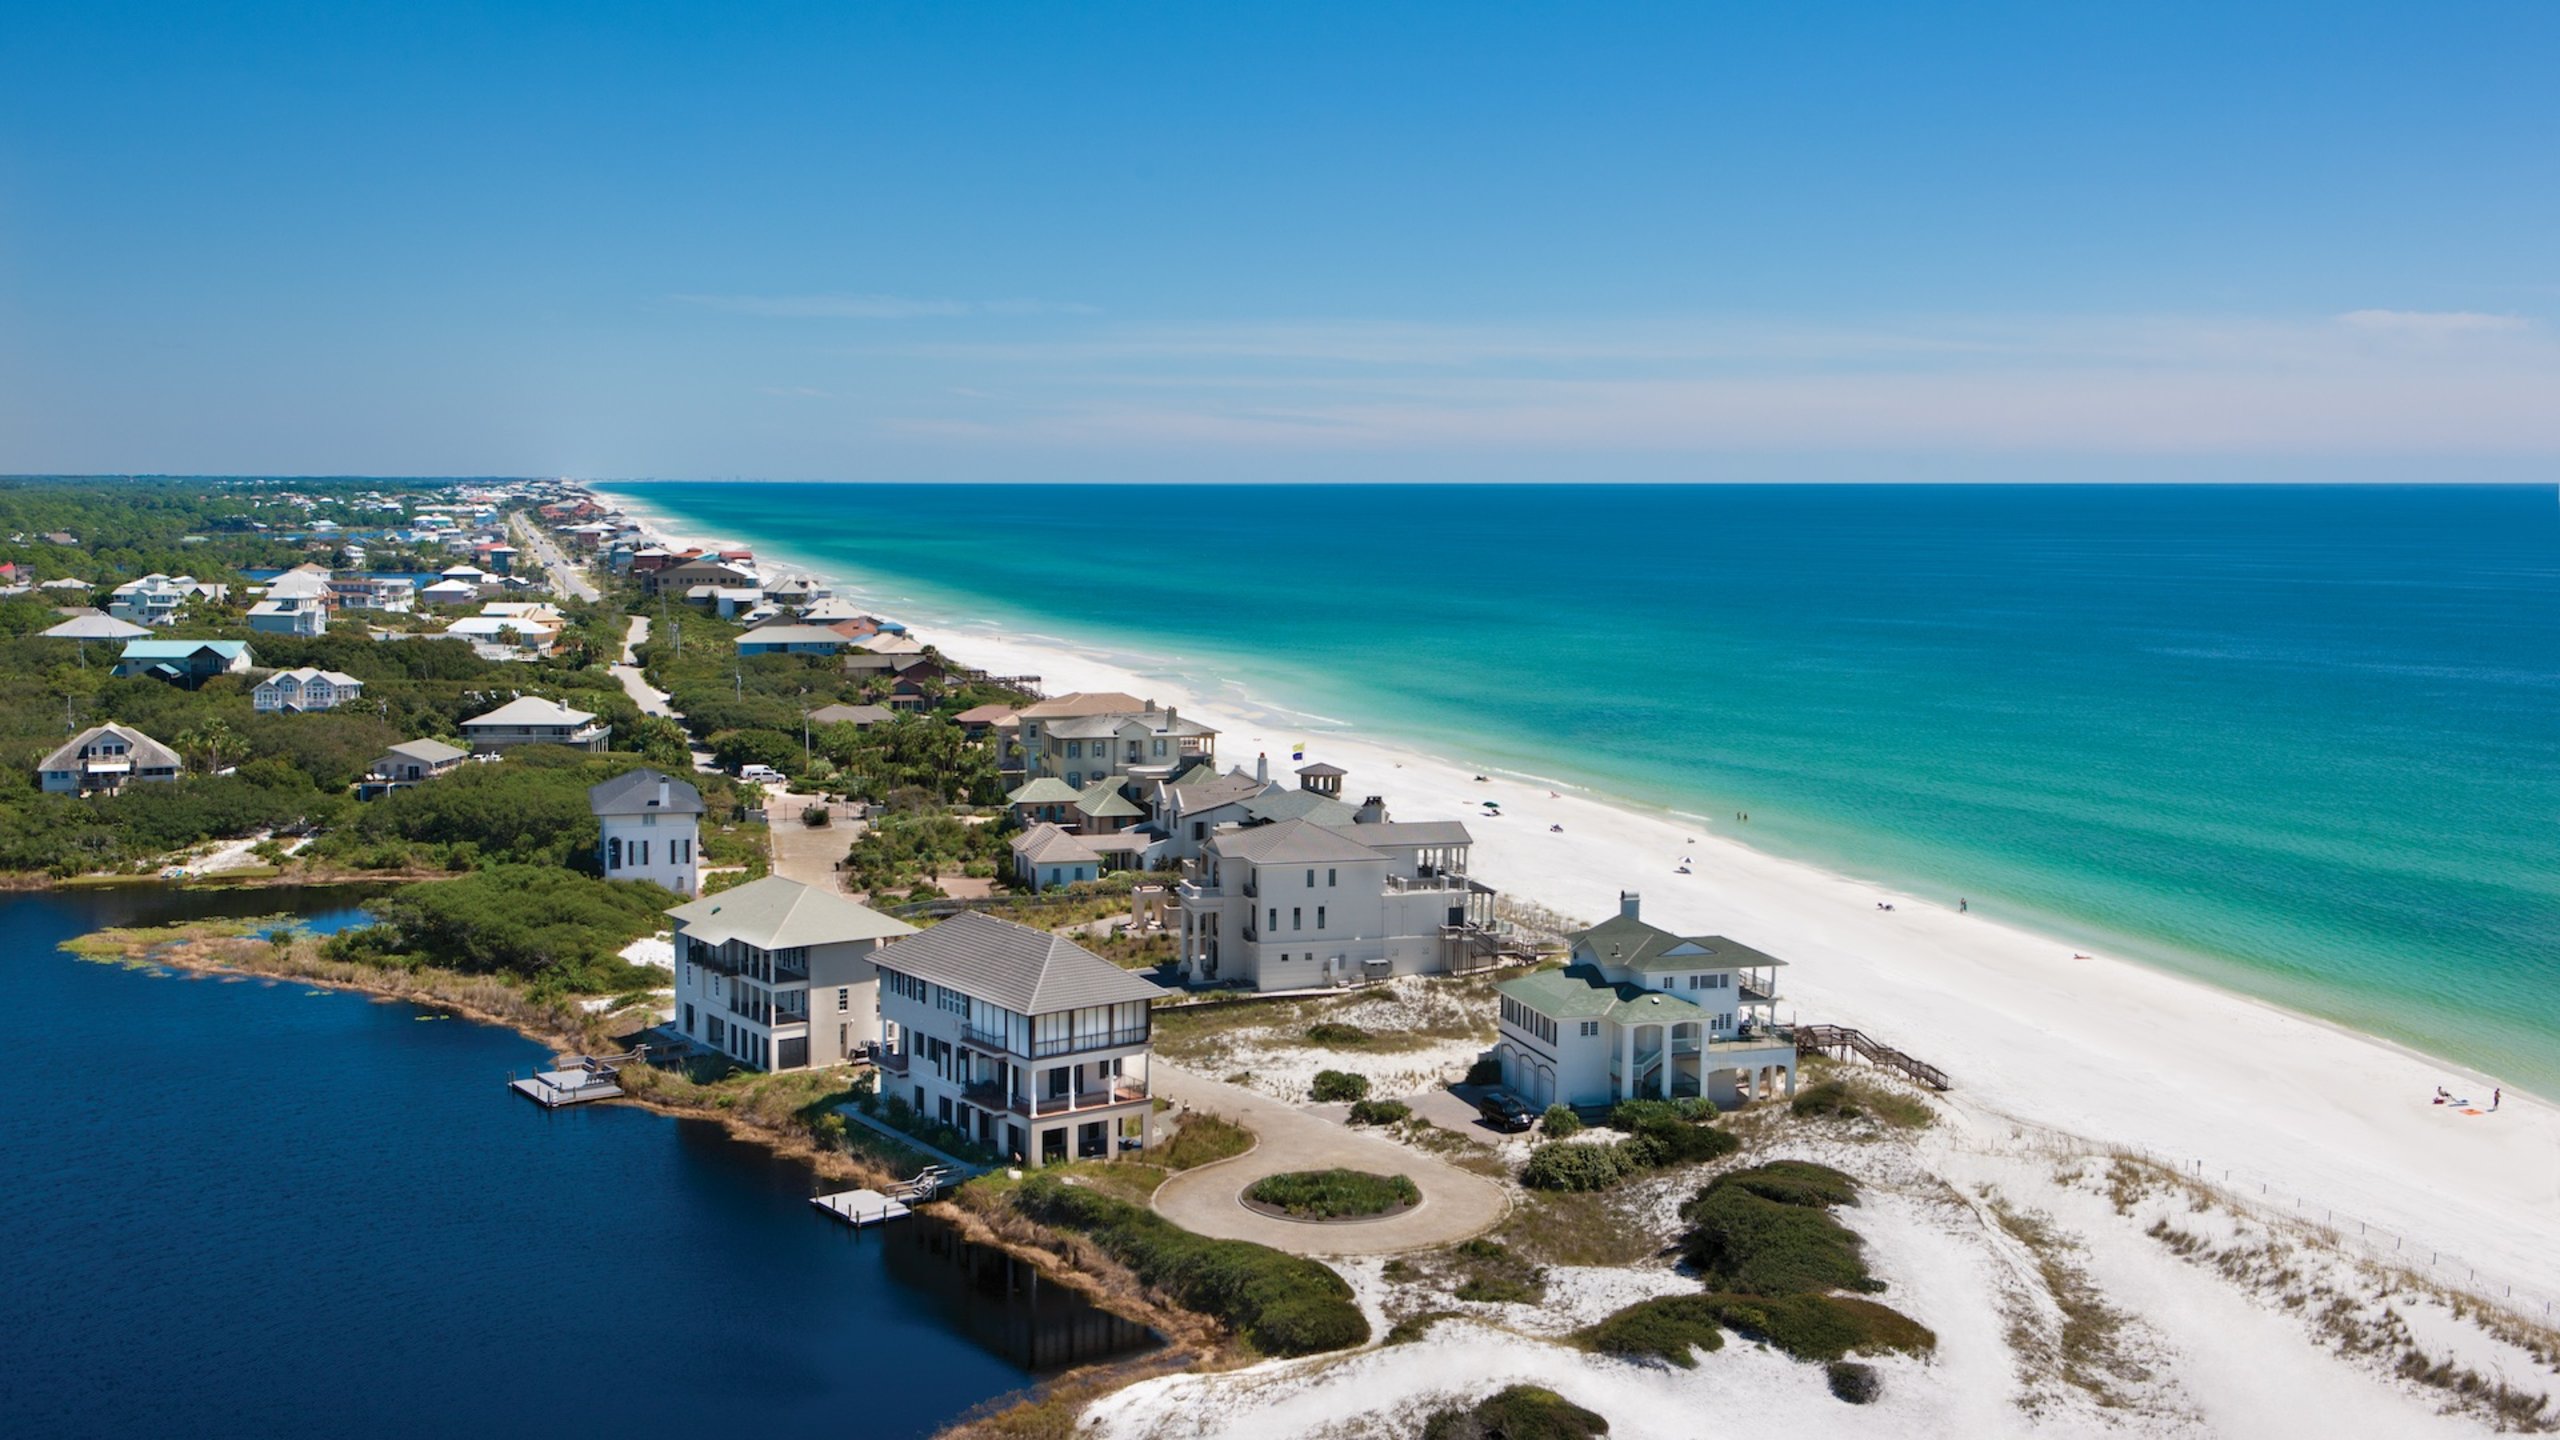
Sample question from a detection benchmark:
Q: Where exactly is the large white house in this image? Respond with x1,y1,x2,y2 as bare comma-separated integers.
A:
253,668,364,713
1172,802,1509,991
667,875,917,1072
1493,892,1798,1112
247,571,331,636
39,724,183,795
875,911,1164,1166
588,768,702,896
460,696,610,752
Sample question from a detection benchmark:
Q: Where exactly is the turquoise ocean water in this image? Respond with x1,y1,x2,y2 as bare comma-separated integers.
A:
600,483,2560,1094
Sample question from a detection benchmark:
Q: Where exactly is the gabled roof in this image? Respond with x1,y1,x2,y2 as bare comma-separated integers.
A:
1012,822,1103,865
665,876,914,950
117,639,253,661
809,703,895,727
264,572,332,599
1170,770,1269,813
258,667,362,688
1498,964,1708,1024
463,696,598,729
735,624,856,648
1018,691,1146,719
874,911,1161,1016
1074,782,1144,819
1242,788,1359,827
1572,913,1791,972
1327,818,1474,849
384,738,467,766
41,723,182,775
43,614,153,640
588,767,705,817
1006,776,1083,805
1295,762,1348,777
1207,817,1386,866
953,702,1024,725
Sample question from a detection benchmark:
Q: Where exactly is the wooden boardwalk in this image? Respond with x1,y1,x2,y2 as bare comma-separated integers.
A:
1792,1024,1952,1090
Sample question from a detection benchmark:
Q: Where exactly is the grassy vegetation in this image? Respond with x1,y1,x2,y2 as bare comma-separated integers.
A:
1496,1189,1660,1268
324,864,676,992
1677,1162,1882,1296
1159,1112,1254,1170
1385,1310,1460,1345
1581,1295,1727,1366
1243,1169,1418,1220
1789,1076,1936,1130
1011,1174,1370,1355
1310,1068,1370,1103
1445,1237,1547,1304
1303,1021,1373,1047
1421,1385,1610,1440
1520,1100,1739,1192
1347,1098,1411,1126
1697,1293,1937,1362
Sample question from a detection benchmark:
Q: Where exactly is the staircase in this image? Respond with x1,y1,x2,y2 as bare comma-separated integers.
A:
1792,1024,1952,1091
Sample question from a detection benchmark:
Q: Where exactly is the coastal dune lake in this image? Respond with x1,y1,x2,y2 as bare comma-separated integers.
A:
0,890,1149,1440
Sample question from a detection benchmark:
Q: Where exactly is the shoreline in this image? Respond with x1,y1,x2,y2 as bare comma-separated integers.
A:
601,480,2560,1311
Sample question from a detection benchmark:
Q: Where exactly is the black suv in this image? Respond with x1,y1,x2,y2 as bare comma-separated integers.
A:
1475,1089,1535,1131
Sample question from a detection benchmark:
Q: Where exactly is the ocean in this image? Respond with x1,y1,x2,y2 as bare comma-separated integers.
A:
0,888,1151,1440
599,481,2560,1093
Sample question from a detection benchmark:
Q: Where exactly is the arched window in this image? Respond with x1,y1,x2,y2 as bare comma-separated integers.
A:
608,836,622,870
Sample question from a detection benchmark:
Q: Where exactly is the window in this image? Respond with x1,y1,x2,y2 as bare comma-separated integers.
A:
638,840,649,866
837,987,850,1012
1316,906,1326,928
1327,868,1337,887
1067,771,1082,787
1268,907,1278,931
1306,869,1315,887
1291,907,1302,931
1066,740,1081,759
1152,739,1166,756
607,836,622,869
1581,1020,1600,1037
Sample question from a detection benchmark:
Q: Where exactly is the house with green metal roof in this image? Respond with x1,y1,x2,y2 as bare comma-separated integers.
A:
1493,891,1799,1111
111,638,257,682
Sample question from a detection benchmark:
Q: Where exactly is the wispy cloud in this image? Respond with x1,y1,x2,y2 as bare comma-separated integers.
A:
2334,309,2532,335
676,292,1098,319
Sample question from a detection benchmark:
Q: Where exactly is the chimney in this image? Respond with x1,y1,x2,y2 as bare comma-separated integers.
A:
1255,752,1269,784
1619,890,1642,920
1355,795,1388,825
657,776,669,810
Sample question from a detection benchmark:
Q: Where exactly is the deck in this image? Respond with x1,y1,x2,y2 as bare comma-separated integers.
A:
509,1067,625,1107
810,1189,911,1227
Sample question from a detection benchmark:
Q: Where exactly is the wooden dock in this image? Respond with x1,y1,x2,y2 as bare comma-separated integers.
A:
508,1065,624,1108
811,1188,911,1227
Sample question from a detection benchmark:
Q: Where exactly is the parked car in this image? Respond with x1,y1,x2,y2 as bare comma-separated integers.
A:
1475,1089,1535,1131
738,763,784,783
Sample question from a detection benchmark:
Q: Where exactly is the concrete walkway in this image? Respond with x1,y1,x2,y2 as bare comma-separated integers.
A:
1149,1064,1511,1256
767,786,860,890
610,615,675,717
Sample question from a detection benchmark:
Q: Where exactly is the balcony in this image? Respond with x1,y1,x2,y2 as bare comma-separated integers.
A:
1029,1025,1152,1060
962,1079,1150,1118
960,1020,1014,1053
876,1047,911,1075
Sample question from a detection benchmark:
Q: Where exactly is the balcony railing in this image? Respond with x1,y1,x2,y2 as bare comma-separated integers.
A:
1030,1026,1152,1060
876,1047,910,1074
961,1079,1150,1118
959,1020,1014,1052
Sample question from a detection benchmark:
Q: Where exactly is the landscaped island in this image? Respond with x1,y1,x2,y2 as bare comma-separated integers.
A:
1243,1169,1421,1222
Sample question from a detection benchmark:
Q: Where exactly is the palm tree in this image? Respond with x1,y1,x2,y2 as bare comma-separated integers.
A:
173,718,244,775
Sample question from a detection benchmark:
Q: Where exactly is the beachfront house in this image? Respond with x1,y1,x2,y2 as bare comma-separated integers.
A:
460,696,611,753
39,723,184,795
589,768,703,897
735,623,860,657
1015,692,1216,793
1173,803,1510,990
252,667,365,713
667,876,918,1072
874,911,1164,1165
1492,892,1798,1112
247,571,331,636
111,639,256,684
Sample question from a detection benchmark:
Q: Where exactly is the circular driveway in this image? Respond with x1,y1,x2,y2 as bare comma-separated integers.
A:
1149,1065,1512,1256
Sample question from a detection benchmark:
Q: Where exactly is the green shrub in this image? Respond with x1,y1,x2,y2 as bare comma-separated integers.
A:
1448,1239,1547,1305
1620,1119,1739,1167
1521,1140,1631,1192
1702,1293,1935,1362
1581,1295,1727,1367
1310,1069,1371,1103
1827,1360,1882,1404
1161,1112,1253,1170
1465,1057,1503,1087
1790,1079,1863,1120
1708,1159,1860,1210
1540,1104,1583,1138
1348,1098,1411,1126
1245,1169,1418,1219
1422,1385,1610,1440
1678,1167,1880,1296
1386,1310,1459,1345
1608,1096,1715,1130
1013,1175,1369,1355
1305,1021,1372,1047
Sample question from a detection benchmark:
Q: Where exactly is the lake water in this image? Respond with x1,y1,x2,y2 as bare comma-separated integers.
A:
0,888,1150,1439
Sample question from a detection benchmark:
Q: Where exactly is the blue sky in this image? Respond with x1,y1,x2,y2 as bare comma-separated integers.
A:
2,2,2554,480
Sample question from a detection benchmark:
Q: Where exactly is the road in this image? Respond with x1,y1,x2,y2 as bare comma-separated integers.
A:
509,512,599,602
1148,1064,1512,1256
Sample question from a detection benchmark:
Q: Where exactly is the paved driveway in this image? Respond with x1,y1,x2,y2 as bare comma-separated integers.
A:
1150,1064,1511,1256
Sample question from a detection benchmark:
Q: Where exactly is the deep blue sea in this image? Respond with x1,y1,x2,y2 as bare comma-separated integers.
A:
0,889,1148,1440
603,482,2560,1093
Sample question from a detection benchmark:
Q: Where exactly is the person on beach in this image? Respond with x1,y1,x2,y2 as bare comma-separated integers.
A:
2494,1088,2502,1110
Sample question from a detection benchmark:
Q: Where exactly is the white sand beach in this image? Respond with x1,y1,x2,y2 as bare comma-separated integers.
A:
611,497,2560,1318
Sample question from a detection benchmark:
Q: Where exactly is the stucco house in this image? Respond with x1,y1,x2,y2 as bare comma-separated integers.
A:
589,768,703,896
874,911,1164,1165
1492,892,1798,1112
253,668,364,713
112,639,256,683
1012,823,1102,891
667,876,917,1072
460,696,610,753
247,571,331,636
